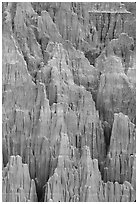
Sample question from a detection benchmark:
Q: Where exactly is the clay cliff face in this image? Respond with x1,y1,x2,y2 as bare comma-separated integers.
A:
2,2,136,202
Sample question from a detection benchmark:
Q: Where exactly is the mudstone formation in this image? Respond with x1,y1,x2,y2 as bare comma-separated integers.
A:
2,2,136,202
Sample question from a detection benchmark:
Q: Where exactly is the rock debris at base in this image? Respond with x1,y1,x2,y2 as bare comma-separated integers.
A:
2,2,136,202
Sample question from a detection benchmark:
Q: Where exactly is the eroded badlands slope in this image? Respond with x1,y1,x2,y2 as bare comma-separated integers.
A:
2,2,136,202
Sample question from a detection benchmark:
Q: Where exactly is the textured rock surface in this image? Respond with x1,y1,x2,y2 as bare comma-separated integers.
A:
2,2,136,202
45,146,135,202
96,55,135,125
2,155,37,202
100,113,136,187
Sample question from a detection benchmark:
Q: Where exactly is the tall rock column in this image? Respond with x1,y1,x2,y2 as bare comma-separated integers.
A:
102,113,136,188
2,155,37,202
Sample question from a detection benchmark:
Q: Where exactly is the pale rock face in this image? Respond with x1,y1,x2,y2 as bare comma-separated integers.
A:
101,113,136,188
2,155,37,202
2,15,51,197
40,42,106,163
2,2,136,202
45,145,135,202
97,55,135,125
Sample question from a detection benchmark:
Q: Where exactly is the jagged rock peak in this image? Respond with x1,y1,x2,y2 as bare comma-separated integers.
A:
97,57,135,125
110,112,136,156
101,113,136,185
2,2,136,202
2,155,37,202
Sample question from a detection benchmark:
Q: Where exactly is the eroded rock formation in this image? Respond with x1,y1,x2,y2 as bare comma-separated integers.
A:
2,155,37,202
2,2,136,202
